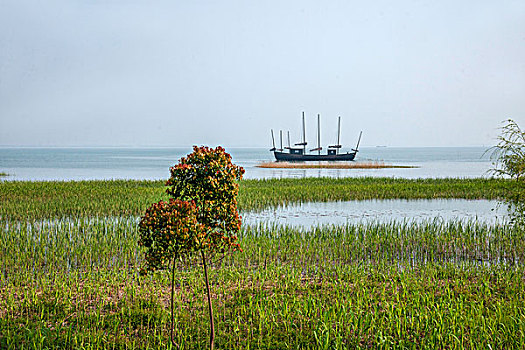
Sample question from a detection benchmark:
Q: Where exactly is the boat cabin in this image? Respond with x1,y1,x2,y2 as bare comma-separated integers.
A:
289,148,304,155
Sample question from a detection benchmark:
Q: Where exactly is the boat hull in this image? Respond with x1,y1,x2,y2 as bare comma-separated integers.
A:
273,151,356,162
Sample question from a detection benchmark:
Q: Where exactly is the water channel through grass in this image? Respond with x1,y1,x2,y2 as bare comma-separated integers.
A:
243,199,507,227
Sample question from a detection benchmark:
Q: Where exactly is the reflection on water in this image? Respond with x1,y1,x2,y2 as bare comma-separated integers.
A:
242,199,507,228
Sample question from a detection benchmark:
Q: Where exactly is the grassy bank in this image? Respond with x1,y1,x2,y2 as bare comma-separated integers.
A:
0,177,518,220
1,220,524,349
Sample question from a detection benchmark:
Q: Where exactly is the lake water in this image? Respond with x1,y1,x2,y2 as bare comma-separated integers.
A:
0,147,506,225
242,199,507,227
0,146,493,181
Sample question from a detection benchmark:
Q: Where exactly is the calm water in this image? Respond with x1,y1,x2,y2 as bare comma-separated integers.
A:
242,199,507,227
0,147,505,225
0,146,492,181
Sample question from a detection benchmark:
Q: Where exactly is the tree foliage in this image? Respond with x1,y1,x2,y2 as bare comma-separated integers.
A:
488,119,525,181
138,146,244,349
138,199,203,274
139,146,244,272
166,145,244,254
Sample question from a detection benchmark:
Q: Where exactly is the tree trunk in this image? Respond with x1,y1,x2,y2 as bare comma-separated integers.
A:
170,256,179,349
201,250,215,350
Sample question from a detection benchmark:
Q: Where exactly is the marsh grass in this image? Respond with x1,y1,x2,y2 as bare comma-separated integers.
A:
239,177,519,212
256,161,418,169
0,177,518,220
1,219,525,349
2,178,524,348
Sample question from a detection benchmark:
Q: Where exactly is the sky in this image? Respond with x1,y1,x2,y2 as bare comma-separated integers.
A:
0,0,524,148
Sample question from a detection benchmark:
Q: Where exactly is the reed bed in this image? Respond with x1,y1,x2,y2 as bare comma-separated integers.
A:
0,177,518,220
1,219,525,349
257,161,417,169
2,178,523,348
0,180,168,221
239,177,517,212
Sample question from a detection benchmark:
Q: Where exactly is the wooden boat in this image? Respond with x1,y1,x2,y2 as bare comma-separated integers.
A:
270,112,362,162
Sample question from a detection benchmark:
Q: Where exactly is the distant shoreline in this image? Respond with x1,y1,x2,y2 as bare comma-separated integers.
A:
256,161,418,169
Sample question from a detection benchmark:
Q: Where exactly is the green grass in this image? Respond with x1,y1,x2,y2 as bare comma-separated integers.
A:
1,177,524,348
1,220,525,349
0,180,166,221
0,177,519,220
239,177,517,211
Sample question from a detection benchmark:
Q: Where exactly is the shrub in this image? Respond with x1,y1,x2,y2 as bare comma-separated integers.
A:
488,119,525,181
488,119,525,228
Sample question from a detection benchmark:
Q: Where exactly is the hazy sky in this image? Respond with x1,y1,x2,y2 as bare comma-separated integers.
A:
1,0,524,147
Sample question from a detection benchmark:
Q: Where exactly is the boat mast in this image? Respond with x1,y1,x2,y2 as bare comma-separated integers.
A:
294,112,308,151
270,129,276,151
279,130,283,151
327,116,342,154
317,114,321,155
337,116,341,155
310,114,323,154
353,131,363,152
302,111,306,153
287,131,291,149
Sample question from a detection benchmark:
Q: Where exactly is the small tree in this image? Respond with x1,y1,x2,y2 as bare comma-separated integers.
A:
138,199,203,347
488,119,525,181
138,146,244,349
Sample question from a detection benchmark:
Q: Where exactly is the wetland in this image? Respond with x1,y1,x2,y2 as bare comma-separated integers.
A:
1,177,524,349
